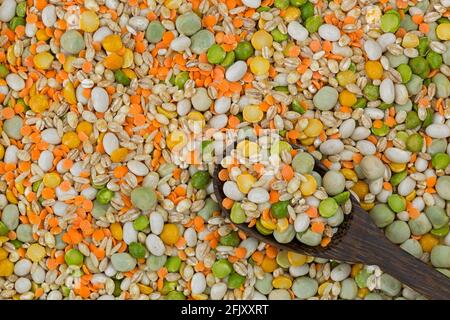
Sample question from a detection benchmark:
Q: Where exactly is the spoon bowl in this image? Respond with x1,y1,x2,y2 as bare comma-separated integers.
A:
212,142,450,300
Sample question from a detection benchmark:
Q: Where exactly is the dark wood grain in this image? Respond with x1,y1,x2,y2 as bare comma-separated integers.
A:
212,143,450,300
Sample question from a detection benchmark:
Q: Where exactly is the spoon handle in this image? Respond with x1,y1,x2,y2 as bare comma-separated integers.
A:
332,206,450,300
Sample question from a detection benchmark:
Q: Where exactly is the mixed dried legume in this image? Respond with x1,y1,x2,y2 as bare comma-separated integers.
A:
0,0,449,301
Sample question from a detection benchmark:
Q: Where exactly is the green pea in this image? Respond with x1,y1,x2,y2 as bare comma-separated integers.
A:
162,281,177,295
271,201,289,219
406,133,423,152
426,51,442,69
353,98,367,109
212,259,233,279
114,70,131,86
230,202,246,224
146,255,167,271
167,291,186,300
113,279,122,297
96,188,114,204
64,249,84,266
130,187,157,211
397,64,412,83
363,84,379,101
274,86,289,93
292,152,315,174
256,6,271,12
291,99,306,114
228,272,246,289
380,12,400,33
0,64,9,78
256,219,273,236
377,104,393,113
274,0,290,9
391,170,407,187
305,15,322,33
235,41,254,60
133,215,149,231
348,63,356,72
165,256,182,272
191,170,211,189
409,56,430,78
175,71,190,89
129,242,146,259
175,12,201,36
371,123,389,137
0,221,9,236
431,225,449,237
422,108,433,128
318,198,338,218
405,111,421,129
333,191,350,205
417,37,430,56
396,131,408,143
16,2,27,17
220,231,240,246
432,152,450,170
221,51,235,68
9,16,25,31
190,29,215,55
425,206,449,229
387,194,406,213
290,0,307,7
355,269,371,289
145,21,165,43
10,239,23,249
207,44,226,64
169,74,176,86
300,2,314,21
271,29,288,42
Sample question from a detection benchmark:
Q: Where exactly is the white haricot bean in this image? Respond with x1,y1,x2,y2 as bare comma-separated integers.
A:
319,140,344,155
38,150,54,172
380,78,395,103
223,181,244,201
394,84,409,105
385,148,411,163
377,33,396,51
248,188,270,204
150,212,164,235
209,114,228,129
91,87,109,112
145,234,165,256
42,5,57,28
191,273,206,294
0,0,16,22
122,221,138,245
242,0,261,8
330,264,351,282
192,87,212,111
318,24,340,41
6,74,25,91
339,119,356,139
356,140,376,155
14,259,32,276
425,124,450,138
287,21,308,42
225,61,247,82
294,213,310,233
364,39,382,60
127,160,149,176
398,177,416,196
214,96,231,114
351,127,371,141
103,132,119,155
41,128,61,145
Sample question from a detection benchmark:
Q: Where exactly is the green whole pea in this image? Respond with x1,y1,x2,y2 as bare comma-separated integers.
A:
300,2,314,21
363,84,379,101
305,16,322,33
318,198,338,218
162,281,177,295
133,215,149,231
405,133,424,152
396,64,412,83
274,0,290,9
129,242,146,259
387,194,406,213
230,202,246,224
221,51,235,68
417,37,430,56
234,41,254,60
219,231,240,246
291,99,306,114
191,170,211,189
271,29,288,42
405,111,421,129
426,51,442,69
353,98,367,109
16,2,27,17
0,64,9,78
64,249,84,266
207,44,226,64
96,188,114,204
290,0,307,7
274,86,289,93
228,272,246,289
114,69,131,86
380,12,401,33
431,152,450,170
271,201,289,218
390,170,407,187
333,191,350,205
9,16,25,31
212,259,233,278
0,221,9,236
167,291,186,300
165,256,182,272
371,123,390,137
256,6,271,12
409,56,430,78
175,71,190,89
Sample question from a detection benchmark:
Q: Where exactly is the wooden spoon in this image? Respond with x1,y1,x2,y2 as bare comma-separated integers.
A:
212,143,450,300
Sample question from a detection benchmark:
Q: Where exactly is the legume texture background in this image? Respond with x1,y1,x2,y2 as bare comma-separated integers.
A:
0,0,449,301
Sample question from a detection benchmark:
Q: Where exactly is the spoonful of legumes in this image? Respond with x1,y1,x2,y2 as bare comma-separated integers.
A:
212,132,450,300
